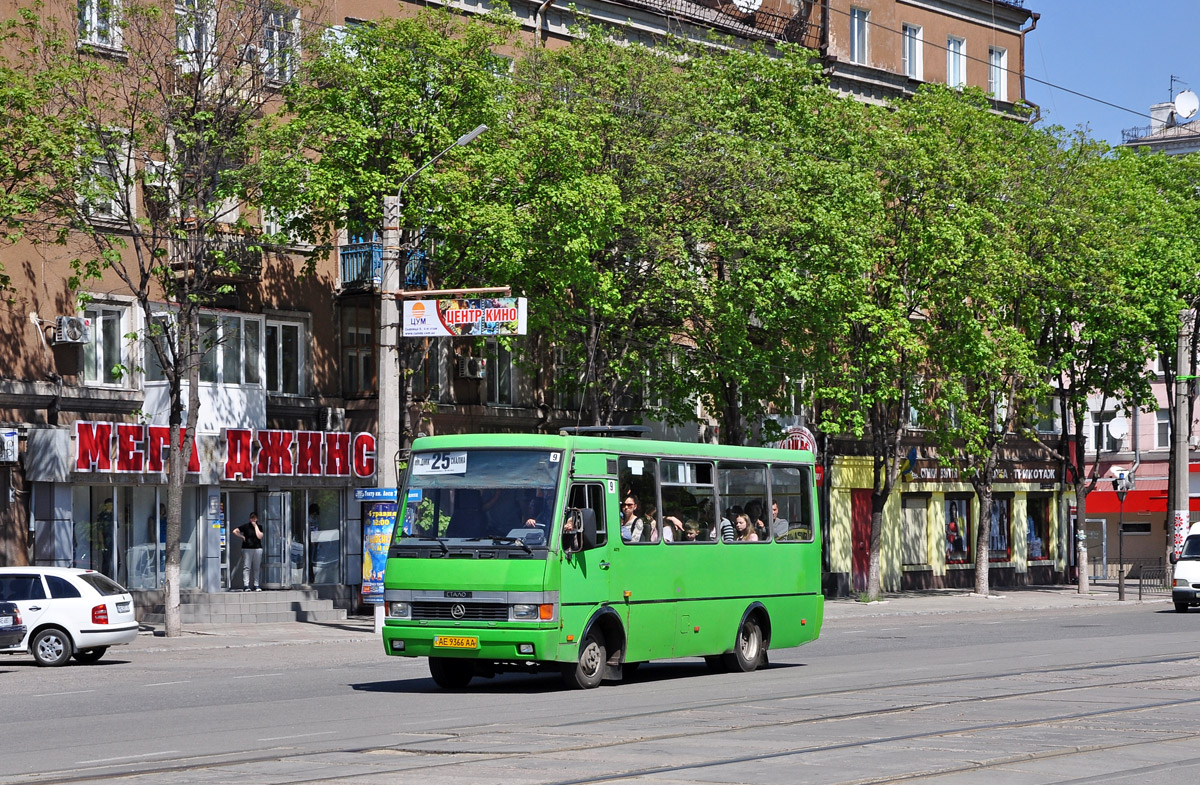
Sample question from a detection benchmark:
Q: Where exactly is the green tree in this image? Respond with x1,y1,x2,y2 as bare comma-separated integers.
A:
16,0,312,635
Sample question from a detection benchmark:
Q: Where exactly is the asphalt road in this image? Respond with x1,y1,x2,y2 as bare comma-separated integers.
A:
3,600,1199,785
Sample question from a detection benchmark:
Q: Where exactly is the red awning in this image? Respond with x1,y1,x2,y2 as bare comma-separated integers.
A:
1086,486,1200,514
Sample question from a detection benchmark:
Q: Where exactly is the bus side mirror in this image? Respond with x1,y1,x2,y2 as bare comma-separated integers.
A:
562,509,583,554
579,507,598,550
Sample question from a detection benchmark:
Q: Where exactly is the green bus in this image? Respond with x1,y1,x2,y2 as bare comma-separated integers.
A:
381,430,823,689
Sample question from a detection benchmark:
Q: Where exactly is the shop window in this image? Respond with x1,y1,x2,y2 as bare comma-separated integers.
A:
988,496,1012,562
1026,496,1051,560
901,495,928,565
945,496,972,564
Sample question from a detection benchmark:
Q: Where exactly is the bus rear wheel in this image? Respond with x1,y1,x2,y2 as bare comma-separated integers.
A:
723,615,765,673
563,628,606,689
429,657,474,689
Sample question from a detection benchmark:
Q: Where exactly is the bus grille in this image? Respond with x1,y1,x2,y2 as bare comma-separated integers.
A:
412,602,508,621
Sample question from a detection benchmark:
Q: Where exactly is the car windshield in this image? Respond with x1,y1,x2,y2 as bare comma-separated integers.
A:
1181,536,1200,560
397,449,563,549
79,573,129,596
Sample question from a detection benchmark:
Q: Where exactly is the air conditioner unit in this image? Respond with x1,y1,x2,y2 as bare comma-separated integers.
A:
0,430,17,463
317,406,346,431
54,316,91,345
457,356,487,380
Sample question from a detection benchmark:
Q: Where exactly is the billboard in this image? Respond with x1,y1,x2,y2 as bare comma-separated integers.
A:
402,297,527,337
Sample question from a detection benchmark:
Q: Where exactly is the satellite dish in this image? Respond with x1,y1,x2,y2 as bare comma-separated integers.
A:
1175,89,1199,120
731,0,762,12
1107,417,1129,440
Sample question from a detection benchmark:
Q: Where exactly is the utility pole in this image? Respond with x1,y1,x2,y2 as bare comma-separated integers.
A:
379,196,403,492
1173,308,1194,561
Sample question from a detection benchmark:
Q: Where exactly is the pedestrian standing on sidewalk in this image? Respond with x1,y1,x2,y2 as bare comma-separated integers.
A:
233,511,264,591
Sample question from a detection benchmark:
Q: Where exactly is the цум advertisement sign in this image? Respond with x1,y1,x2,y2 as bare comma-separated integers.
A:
402,297,527,337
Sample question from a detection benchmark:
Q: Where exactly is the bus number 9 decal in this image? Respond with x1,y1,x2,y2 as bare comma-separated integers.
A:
412,451,468,475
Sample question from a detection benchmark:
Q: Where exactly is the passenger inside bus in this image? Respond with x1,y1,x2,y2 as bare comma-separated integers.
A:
620,494,643,542
732,512,758,542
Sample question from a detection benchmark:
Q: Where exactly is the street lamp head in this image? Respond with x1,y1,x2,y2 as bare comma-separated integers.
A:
455,124,488,147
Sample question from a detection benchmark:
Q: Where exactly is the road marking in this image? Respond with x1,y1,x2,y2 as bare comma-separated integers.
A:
145,680,191,687
35,689,95,697
79,751,180,764
234,672,284,679
258,731,336,742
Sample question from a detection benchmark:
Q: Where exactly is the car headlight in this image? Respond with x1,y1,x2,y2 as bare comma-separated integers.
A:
512,604,538,620
388,601,411,619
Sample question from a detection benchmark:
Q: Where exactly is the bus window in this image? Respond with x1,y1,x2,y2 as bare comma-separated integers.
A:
661,461,715,543
619,456,659,544
716,463,769,543
566,483,607,547
771,465,815,542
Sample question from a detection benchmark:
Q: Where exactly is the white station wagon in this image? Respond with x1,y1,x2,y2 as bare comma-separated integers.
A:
0,567,140,666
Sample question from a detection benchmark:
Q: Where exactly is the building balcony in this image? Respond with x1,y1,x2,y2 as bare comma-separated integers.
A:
338,236,429,292
170,223,263,282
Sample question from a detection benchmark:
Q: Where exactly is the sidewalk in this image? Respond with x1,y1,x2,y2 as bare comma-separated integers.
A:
132,581,1168,651
822,580,1169,621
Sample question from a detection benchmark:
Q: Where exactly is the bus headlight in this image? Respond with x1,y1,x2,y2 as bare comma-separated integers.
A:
512,604,538,620
388,601,411,619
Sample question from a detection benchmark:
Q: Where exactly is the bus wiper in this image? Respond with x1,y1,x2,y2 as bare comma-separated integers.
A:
414,535,449,555
491,536,532,555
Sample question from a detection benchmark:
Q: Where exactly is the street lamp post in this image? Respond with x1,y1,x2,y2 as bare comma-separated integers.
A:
378,124,488,492
1114,471,1132,601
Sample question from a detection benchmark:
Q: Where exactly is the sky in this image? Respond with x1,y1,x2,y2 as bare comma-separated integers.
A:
1023,0,1200,146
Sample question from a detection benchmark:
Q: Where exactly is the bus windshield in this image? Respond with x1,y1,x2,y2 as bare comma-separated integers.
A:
398,449,563,549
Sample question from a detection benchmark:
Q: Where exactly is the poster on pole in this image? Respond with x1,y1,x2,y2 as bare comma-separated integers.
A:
402,297,527,337
361,502,396,604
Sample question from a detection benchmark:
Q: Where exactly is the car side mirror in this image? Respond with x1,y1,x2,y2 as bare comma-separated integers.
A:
562,509,583,554
1171,552,1179,565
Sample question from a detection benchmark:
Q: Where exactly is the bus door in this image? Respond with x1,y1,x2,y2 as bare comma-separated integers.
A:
559,481,625,635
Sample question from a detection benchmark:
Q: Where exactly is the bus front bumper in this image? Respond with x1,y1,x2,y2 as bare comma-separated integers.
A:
381,623,566,662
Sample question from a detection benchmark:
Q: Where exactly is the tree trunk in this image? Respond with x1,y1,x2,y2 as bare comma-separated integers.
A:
974,484,993,596
866,494,885,600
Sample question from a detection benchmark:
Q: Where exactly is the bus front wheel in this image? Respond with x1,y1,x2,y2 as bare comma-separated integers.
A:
563,628,606,689
723,615,765,673
429,657,474,689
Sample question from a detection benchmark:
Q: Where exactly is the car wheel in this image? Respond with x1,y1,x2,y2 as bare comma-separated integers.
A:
428,657,474,689
32,628,73,667
563,628,606,689
72,647,108,664
722,614,765,673
1176,602,1190,613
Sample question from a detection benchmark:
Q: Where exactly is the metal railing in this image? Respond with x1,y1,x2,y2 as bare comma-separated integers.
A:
1139,566,1171,600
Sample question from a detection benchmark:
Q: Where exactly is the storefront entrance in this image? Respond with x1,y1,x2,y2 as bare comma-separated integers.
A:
222,489,343,590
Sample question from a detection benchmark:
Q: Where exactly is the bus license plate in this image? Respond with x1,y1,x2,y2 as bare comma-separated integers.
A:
434,635,478,649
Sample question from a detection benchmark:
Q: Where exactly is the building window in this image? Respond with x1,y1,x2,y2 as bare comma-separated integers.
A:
82,306,127,386
849,8,869,65
945,496,971,564
1035,399,1059,434
175,0,212,74
947,36,966,88
1026,496,1050,560
1157,408,1171,449
266,321,303,395
1090,411,1122,453
902,24,922,80
901,495,927,566
78,0,122,49
199,313,262,386
988,496,1012,562
486,338,516,406
262,4,299,84
341,303,376,396
412,342,443,402
143,312,174,382
80,133,128,223
988,46,1008,101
